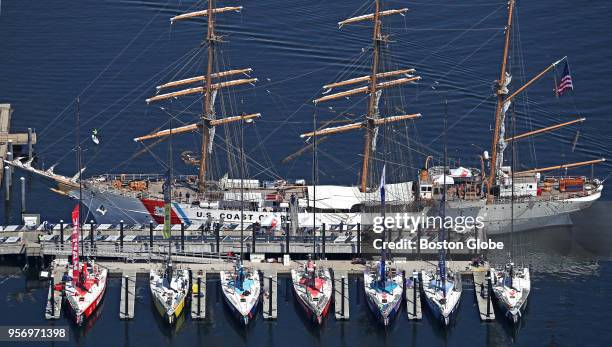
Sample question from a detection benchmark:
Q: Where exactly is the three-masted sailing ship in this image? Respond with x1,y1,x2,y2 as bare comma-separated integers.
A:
6,0,605,236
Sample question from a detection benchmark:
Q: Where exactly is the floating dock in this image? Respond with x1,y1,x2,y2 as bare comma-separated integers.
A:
44,260,65,320
405,270,422,320
190,270,206,319
333,270,349,320
473,270,495,321
119,270,136,320
262,271,278,320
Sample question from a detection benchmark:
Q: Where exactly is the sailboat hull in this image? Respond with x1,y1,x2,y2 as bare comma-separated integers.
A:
220,269,261,326
65,268,108,326
363,266,404,326
291,267,333,325
149,268,189,325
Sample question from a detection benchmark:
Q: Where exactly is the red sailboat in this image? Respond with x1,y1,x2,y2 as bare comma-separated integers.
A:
291,258,333,325
63,205,108,326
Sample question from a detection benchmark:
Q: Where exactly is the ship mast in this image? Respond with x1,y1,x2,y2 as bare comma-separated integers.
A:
136,3,260,194
361,0,382,193
199,0,216,193
305,2,419,193
487,0,515,203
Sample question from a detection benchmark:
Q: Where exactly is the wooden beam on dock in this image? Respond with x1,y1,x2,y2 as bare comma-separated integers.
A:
119,270,136,320
333,270,349,320
405,270,422,320
262,271,278,320
190,270,206,319
473,270,495,321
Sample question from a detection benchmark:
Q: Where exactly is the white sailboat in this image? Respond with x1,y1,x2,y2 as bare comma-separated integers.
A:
421,102,462,327
490,72,531,324
150,260,189,325
220,261,261,325
363,165,404,326
291,257,333,325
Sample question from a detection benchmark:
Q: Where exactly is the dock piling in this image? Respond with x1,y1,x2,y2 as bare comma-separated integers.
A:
180,223,185,252
149,221,153,248
59,220,64,245
90,220,95,249
4,166,9,201
27,128,33,159
285,222,290,254
119,220,124,251
357,223,361,256
20,177,25,213
322,223,326,259
45,262,63,320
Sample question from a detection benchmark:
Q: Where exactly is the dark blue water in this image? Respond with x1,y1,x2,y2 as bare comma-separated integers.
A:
1,0,611,223
1,1,612,346
1,224,611,346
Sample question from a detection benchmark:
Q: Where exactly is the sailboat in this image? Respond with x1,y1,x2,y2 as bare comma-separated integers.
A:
64,205,108,326
220,88,261,326
63,99,108,326
490,98,531,324
421,104,462,327
149,123,189,325
291,131,333,325
363,166,404,326
150,257,189,325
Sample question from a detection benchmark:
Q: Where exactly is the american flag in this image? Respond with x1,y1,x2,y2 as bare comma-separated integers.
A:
556,62,574,96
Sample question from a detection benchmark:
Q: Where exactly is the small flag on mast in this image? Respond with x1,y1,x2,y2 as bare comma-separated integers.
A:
555,61,574,97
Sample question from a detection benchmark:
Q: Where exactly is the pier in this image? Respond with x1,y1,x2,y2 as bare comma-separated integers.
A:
35,258,500,324
262,271,278,320
0,104,36,183
333,270,350,320
405,270,422,320
473,270,495,321
190,270,206,319
119,270,136,319
44,259,65,320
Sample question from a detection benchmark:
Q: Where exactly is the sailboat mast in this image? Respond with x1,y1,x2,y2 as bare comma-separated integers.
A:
312,111,317,259
487,0,515,203
76,97,83,260
439,100,448,298
240,116,245,263
360,0,382,193
198,0,217,193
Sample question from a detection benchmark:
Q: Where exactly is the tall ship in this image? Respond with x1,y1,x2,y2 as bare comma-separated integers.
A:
7,0,605,235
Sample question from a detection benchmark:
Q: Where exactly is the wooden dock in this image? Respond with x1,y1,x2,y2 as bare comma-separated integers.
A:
44,261,65,320
262,271,278,320
405,270,422,320
119,270,136,320
190,270,206,319
0,104,37,182
333,270,349,320
473,270,495,321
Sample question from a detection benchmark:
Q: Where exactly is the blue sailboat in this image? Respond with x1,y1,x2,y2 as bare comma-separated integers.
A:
363,166,404,326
